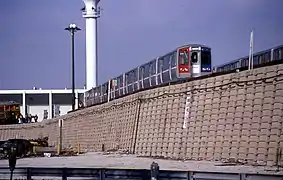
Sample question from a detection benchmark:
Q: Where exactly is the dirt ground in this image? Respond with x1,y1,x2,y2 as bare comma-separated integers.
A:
0,152,282,175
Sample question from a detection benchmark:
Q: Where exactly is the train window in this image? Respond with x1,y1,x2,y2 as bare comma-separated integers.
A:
118,76,123,88
105,83,108,94
144,64,150,77
93,88,98,97
265,52,271,62
158,58,163,73
163,55,170,70
90,89,95,97
149,63,153,75
139,66,144,79
130,71,134,83
102,83,107,94
125,73,129,85
231,63,234,70
223,65,228,71
259,54,266,64
171,52,177,67
242,58,248,67
259,52,271,64
274,49,280,60
131,72,134,83
253,56,259,65
171,68,177,80
133,69,138,82
274,48,283,61
201,51,211,65
90,88,94,97
258,55,263,64
179,51,189,65
129,72,134,84
162,71,170,82
116,77,120,88
191,52,198,63
150,61,156,74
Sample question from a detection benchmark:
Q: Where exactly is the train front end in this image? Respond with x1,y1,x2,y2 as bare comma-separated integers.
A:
177,44,212,78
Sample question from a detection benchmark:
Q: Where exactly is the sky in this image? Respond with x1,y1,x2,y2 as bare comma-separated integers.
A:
0,0,282,90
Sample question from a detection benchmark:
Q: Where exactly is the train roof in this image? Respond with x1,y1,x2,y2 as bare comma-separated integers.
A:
0,101,20,106
177,44,211,50
163,44,211,58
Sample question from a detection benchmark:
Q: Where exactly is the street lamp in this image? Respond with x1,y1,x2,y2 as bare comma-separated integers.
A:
65,23,81,111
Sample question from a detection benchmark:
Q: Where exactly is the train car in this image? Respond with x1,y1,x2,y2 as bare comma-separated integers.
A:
84,44,212,107
0,101,21,125
215,44,283,73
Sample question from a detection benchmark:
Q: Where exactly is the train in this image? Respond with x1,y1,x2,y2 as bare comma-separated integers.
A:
79,43,283,109
79,44,212,108
0,101,22,125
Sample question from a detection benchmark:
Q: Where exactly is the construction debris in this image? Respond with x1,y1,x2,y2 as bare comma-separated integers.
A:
59,150,78,156
102,148,131,155
44,153,52,158
0,137,79,160
28,136,49,147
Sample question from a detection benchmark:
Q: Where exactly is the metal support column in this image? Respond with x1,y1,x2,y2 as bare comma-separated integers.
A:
22,92,26,118
49,92,52,119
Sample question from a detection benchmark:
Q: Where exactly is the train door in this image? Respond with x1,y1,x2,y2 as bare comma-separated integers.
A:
190,47,201,77
190,46,212,77
177,47,190,78
200,47,212,75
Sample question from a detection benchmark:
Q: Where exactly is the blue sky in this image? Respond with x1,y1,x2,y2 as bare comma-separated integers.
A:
0,0,282,90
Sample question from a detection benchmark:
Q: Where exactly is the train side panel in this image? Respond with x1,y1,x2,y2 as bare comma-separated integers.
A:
273,45,283,61
215,44,283,73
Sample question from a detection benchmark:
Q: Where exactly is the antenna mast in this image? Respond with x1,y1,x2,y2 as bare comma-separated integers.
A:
248,30,254,70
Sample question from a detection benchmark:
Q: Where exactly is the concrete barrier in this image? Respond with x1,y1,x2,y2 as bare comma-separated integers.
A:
0,63,283,166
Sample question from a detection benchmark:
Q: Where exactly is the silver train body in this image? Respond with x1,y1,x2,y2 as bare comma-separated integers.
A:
80,44,212,107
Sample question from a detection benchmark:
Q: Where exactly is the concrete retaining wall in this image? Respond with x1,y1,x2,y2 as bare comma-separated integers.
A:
1,64,283,166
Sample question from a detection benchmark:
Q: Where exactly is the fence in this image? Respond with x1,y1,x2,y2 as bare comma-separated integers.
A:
0,166,282,180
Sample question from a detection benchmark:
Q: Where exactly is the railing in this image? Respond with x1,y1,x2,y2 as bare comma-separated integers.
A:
0,166,282,180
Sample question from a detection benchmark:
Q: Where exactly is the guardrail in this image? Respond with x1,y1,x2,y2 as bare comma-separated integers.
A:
0,165,282,180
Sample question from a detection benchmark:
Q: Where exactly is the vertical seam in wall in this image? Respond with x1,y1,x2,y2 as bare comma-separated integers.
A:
275,67,283,166
161,95,169,157
132,99,142,154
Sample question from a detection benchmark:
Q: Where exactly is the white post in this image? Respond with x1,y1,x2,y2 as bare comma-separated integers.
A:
82,0,101,90
248,30,254,70
183,95,191,129
251,30,254,69
107,79,111,102
75,91,79,109
49,92,53,119
82,85,86,107
22,92,26,118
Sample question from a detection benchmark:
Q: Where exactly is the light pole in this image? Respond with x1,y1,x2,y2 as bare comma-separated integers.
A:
65,23,81,111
